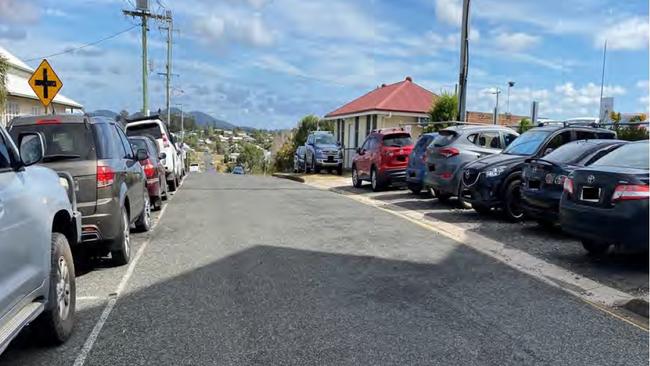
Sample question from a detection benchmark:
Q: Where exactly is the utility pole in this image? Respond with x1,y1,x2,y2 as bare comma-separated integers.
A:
123,2,170,117
598,40,607,121
492,88,501,125
456,0,471,122
159,11,175,125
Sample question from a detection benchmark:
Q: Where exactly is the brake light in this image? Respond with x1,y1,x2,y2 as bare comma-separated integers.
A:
612,184,650,202
440,172,453,180
563,177,574,195
97,164,115,188
439,147,459,158
142,159,156,178
36,118,61,125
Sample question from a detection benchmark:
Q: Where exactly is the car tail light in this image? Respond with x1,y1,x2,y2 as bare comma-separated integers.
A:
439,147,459,158
440,172,453,180
563,177,574,195
142,159,156,179
36,118,61,125
162,134,170,148
97,164,115,188
612,184,650,202
554,175,567,186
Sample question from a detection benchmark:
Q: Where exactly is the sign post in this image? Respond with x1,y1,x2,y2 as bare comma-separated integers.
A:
28,59,63,114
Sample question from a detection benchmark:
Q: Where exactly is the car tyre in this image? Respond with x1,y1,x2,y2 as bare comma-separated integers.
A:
370,167,383,192
304,155,311,173
168,175,177,192
111,208,131,266
407,182,422,195
135,192,152,232
336,165,343,176
313,159,321,174
352,165,363,188
582,240,610,256
503,179,525,222
34,232,75,345
435,189,452,203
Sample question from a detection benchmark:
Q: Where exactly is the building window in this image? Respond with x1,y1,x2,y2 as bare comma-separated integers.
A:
5,102,20,121
31,106,41,116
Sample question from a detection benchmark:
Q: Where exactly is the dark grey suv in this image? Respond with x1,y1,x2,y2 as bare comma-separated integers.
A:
9,115,151,265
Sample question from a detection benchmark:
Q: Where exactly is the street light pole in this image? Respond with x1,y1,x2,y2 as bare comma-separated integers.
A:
492,87,501,125
506,81,515,115
456,0,471,122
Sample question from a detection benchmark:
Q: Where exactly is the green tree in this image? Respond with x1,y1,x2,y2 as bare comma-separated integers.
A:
292,115,320,147
629,113,647,123
273,141,295,172
213,138,225,154
427,92,458,131
0,56,7,114
237,143,265,173
518,117,532,133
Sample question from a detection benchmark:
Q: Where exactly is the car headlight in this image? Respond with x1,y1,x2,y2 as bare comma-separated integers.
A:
484,165,508,178
59,177,70,191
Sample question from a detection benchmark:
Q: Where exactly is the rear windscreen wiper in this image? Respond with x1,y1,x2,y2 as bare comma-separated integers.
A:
42,154,81,162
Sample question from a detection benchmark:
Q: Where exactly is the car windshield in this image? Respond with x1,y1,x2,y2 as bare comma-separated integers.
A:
314,134,336,145
126,123,162,139
502,130,550,155
10,124,96,161
383,133,412,147
591,141,649,170
233,166,244,173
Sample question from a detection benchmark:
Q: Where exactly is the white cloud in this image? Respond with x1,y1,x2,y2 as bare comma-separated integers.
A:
494,32,540,52
194,12,274,47
596,17,649,51
0,0,39,23
434,0,462,27
253,55,305,77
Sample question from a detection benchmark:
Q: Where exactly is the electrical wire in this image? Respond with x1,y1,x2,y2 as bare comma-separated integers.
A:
24,25,138,62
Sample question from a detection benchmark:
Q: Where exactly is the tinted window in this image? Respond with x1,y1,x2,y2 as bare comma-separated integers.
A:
575,130,596,140
314,134,336,144
383,133,412,147
591,141,649,170
478,131,502,149
94,123,123,159
544,141,602,164
0,132,13,169
433,130,458,147
10,124,96,161
466,133,477,144
503,133,518,146
129,138,148,153
126,123,163,139
116,126,133,158
502,130,551,155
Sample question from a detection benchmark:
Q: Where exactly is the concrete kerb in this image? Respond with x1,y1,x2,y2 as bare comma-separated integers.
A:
272,173,305,183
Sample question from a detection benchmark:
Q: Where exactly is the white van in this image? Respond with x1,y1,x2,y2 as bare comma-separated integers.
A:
125,117,182,191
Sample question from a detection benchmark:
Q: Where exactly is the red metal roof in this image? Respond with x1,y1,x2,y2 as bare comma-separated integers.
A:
325,77,437,118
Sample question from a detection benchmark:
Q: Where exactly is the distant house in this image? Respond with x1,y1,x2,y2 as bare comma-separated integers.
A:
466,111,529,126
0,45,83,127
323,77,437,168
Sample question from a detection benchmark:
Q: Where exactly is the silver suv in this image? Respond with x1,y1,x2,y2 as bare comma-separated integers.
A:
423,125,518,202
0,126,80,354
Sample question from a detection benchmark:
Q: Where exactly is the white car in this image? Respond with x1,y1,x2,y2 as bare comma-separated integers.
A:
189,163,200,172
125,117,182,191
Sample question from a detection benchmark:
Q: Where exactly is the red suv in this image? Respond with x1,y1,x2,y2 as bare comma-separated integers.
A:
352,128,414,191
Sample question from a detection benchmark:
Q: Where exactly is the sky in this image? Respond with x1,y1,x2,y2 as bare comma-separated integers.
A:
0,0,648,129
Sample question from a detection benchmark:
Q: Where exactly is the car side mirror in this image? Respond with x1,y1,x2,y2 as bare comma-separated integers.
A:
356,147,363,155
159,152,167,160
18,132,44,167
136,148,149,161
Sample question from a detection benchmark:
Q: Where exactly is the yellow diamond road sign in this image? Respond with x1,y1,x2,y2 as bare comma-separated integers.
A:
28,59,63,108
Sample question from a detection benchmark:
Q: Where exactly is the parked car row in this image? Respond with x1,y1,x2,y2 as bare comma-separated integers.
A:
0,113,186,354
349,123,649,256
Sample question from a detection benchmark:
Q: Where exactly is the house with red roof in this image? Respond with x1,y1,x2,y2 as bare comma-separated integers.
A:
323,77,437,168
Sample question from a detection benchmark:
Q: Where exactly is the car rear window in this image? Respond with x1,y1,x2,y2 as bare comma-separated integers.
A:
591,141,649,170
382,133,412,147
129,138,148,152
10,124,96,161
432,130,458,147
126,123,162,139
543,141,600,164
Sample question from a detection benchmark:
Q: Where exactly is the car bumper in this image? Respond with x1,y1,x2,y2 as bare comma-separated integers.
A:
380,168,407,183
461,177,502,207
424,171,461,195
560,199,649,251
146,178,161,198
316,158,342,167
521,188,560,221
405,167,426,185
81,197,121,243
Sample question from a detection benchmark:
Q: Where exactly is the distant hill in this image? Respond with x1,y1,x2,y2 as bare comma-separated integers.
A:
188,111,236,130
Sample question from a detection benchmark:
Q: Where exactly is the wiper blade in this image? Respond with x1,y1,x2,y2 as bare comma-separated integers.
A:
42,154,81,162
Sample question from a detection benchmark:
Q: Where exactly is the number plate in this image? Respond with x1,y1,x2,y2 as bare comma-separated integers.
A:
580,186,601,202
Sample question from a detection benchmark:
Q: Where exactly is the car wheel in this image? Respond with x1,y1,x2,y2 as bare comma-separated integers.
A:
313,158,321,174
435,189,452,203
582,240,610,256
304,155,310,173
34,232,75,345
168,175,177,192
371,167,383,192
352,165,363,188
111,208,131,266
428,187,437,198
457,184,471,209
336,166,343,176
472,203,491,215
504,179,525,222
407,182,422,195
135,193,151,232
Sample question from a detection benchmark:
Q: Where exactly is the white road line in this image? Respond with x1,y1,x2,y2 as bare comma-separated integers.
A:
310,183,639,314
76,296,104,302
72,182,179,366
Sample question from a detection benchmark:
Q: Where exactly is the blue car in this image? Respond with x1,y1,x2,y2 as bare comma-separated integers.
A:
232,166,245,175
406,132,438,194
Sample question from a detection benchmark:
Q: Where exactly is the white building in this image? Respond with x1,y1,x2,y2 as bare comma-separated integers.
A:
1,46,83,127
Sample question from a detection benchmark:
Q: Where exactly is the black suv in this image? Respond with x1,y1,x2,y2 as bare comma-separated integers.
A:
460,124,616,221
9,115,151,265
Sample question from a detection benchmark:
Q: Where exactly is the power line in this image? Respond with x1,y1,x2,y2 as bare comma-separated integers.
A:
24,25,138,62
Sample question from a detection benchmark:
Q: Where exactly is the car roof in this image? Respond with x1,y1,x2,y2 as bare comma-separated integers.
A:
441,124,515,133
9,114,113,127
528,124,614,133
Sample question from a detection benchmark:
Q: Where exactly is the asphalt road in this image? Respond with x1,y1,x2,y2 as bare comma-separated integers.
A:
1,172,648,365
